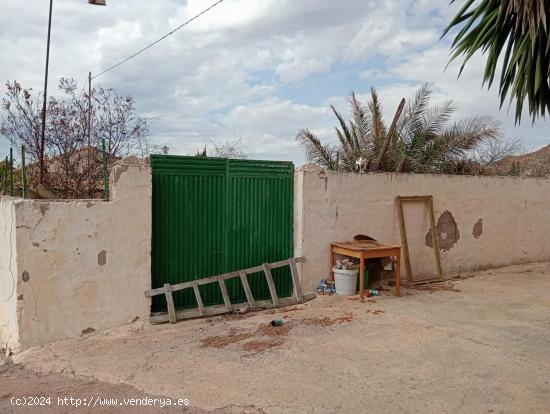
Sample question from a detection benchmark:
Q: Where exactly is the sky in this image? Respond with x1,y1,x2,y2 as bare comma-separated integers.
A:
0,0,548,165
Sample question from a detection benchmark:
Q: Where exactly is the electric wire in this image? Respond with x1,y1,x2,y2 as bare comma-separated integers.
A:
92,0,225,80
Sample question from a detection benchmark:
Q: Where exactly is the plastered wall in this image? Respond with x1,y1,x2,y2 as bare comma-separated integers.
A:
294,167,550,291
3,160,550,351
0,159,151,352
0,197,19,351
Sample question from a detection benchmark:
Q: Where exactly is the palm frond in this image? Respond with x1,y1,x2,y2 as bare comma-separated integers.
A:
407,83,433,140
421,100,457,136
426,117,502,172
349,92,369,151
331,105,353,147
443,0,550,122
295,128,338,170
296,84,504,175
368,88,386,143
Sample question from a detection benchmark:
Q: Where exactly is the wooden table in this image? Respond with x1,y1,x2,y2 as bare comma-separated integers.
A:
330,241,401,299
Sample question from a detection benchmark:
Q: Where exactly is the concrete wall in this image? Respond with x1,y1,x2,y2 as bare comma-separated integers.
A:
3,159,550,351
0,159,151,352
294,167,550,291
0,197,19,351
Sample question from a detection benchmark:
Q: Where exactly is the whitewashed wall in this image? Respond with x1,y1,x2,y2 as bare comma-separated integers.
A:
294,167,550,291
0,197,19,351
0,159,151,352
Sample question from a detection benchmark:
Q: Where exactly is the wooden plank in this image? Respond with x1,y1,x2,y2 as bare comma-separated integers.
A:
164,284,177,324
359,252,365,302
145,256,306,297
150,293,316,324
395,248,401,297
289,258,303,301
239,270,256,309
398,195,432,201
218,277,232,312
329,247,335,282
403,277,443,286
262,263,279,307
396,197,413,282
192,282,205,316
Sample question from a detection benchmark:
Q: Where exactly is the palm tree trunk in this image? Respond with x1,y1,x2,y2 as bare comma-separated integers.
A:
395,157,407,173
371,98,405,171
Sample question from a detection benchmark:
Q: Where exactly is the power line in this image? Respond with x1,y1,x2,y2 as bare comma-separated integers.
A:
92,0,225,80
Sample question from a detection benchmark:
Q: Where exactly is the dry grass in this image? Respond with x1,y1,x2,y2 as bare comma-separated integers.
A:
302,312,355,327
366,309,385,315
242,340,283,353
257,323,293,337
411,280,461,293
200,331,254,349
267,306,304,314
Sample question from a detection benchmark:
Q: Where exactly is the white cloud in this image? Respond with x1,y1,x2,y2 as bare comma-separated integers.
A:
380,45,550,150
0,0,547,163
171,0,276,32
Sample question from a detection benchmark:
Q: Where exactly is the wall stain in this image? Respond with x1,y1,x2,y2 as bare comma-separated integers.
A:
473,219,483,239
113,165,129,184
425,211,460,251
21,271,30,282
81,327,96,335
97,250,107,266
38,203,49,216
318,170,328,191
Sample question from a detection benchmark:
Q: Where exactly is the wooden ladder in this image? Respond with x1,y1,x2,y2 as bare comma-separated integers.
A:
145,257,313,324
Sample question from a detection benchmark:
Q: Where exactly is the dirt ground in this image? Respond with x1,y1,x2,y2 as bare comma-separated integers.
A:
2,262,550,414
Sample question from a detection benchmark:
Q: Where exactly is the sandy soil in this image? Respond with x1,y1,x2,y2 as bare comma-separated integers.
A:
2,262,550,414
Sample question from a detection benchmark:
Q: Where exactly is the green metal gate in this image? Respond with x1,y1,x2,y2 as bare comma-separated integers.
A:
151,155,294,312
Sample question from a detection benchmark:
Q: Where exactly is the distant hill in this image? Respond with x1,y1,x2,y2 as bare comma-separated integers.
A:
491,144,550,177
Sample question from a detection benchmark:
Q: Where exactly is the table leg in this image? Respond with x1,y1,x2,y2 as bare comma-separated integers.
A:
329,249,335,282
395,252,401,297
359,253,365,302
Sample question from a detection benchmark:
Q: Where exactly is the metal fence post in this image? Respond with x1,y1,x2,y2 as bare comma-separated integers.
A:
102,138,109,200
2,156,7,195
9,147,13,196
21,145,27,198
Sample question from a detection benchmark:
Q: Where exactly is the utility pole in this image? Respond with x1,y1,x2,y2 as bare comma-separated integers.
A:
39,0,54,185
39,1,107,186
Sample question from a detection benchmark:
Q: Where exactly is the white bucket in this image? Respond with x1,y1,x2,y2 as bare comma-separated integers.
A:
333,267,358,295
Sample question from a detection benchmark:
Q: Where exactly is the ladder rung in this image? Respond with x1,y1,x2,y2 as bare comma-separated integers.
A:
239,270,256,308
262,263,279,307
164,283,177,324
192,282,205,316
289,258,304,301
218,277,232,312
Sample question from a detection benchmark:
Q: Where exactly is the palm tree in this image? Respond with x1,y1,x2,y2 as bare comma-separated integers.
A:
443,0,550,123
296,84,502,174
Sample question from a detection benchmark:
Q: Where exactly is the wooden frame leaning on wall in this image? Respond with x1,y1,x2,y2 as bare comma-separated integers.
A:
395,195,444,284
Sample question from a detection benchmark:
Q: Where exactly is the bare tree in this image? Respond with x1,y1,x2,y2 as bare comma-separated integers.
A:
472,137,524,167
1,79,154,198
198,138,248,159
